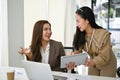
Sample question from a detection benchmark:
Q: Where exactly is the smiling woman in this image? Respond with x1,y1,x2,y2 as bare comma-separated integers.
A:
19,20,67,72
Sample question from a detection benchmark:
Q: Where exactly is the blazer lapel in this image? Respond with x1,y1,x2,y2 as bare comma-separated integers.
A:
48,40,55,66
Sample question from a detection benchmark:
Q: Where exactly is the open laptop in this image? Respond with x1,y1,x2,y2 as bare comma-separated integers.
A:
22,60,67,80
22,60,53,80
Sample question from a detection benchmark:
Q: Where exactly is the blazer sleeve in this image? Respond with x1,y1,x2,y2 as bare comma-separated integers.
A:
92,33,111,66
59,42,65,56
58,42,67,72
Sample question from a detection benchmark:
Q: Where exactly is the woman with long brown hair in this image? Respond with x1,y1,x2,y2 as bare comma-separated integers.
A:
19,20,66,72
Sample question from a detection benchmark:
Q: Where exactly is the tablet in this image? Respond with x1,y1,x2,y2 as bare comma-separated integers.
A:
61,53,88,68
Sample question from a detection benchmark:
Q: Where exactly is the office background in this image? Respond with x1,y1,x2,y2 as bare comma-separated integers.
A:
0,0,120,75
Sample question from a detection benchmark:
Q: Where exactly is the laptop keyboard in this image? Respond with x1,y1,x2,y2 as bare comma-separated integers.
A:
53,75,68,80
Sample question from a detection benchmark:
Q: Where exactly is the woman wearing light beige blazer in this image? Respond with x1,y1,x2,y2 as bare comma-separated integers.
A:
67,6,116,77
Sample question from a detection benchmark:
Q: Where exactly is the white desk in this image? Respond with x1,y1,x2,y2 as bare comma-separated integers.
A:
0,67,29,80
0,66,120,80
53,71,120,80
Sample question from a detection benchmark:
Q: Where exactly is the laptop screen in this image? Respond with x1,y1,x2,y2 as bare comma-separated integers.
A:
22,60,54,80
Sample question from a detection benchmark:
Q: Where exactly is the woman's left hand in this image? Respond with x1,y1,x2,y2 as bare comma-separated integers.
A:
86,60,96,67
84,56,95,67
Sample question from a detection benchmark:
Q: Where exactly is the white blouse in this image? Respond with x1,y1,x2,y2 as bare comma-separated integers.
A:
40,43,50,63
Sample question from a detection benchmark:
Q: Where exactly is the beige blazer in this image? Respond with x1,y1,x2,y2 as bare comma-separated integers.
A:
84,28,116,71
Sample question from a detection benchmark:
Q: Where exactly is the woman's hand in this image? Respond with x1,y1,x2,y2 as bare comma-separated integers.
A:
66,62,75,70
18,47,32,60
66,52,74,56
85,57,96,67
87,60,96,67
18,47,30,55
66,51,79,56
84,56,89,66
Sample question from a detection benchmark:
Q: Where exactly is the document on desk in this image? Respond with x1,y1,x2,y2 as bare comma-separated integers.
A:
61,52,88,68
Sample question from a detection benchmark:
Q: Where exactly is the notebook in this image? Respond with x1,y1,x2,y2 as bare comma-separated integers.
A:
22,60,54,80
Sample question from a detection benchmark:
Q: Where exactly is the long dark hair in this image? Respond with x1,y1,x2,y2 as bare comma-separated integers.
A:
30,20,51,62
73,6,102,50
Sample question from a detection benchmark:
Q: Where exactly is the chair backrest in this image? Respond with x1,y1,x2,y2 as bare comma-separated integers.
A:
64,47,74,53
117,67,120,77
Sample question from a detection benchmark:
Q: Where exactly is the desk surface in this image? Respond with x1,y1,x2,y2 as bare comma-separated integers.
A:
0,67,120,80
53,71,120,80
0,67,29,80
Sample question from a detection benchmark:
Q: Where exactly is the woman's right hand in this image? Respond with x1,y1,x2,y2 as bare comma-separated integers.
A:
66,62,75,70
18,47,30,55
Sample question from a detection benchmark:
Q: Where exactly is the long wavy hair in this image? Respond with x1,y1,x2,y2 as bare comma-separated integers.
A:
30,20,51,62
73,6,102,50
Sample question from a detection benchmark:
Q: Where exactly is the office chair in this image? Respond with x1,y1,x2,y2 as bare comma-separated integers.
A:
117,67,120,77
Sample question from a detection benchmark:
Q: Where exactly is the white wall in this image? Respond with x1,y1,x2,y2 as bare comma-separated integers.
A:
0,0,2,66
48,0,66,44
0,0,8,66
24,0,67,47
24,0,48,47
64,0,76,46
